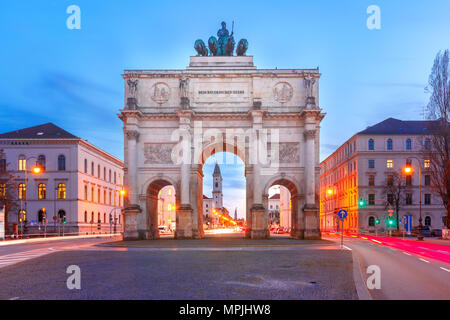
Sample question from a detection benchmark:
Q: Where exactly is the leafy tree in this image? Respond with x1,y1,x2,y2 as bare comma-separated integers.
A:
382,170,406,231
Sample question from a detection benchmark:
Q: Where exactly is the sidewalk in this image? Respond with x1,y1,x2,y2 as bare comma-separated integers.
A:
0,233,122,246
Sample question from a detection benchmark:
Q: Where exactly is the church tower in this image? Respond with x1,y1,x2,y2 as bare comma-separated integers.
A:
212,162,223,209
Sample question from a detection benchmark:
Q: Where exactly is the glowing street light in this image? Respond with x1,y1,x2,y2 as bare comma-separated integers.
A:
326,188,334,196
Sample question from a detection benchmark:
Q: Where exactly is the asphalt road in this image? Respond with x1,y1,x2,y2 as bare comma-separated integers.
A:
324,235,450,300
0,236,357,300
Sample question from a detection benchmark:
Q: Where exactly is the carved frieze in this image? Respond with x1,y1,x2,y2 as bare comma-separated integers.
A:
279,142,300,163
144,143,174,164
151,82,170,104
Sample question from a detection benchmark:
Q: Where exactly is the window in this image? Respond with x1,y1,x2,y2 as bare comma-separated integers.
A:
368,160,375,169
57,183,66,199
18,155,26,171
58,155,66,171
368,194,375,205
18,183,26,199
0,184,5,199
406,139,412,150
38,210,45,223
97,212,101,223
406,193,412,205
424,194,431,205
38,183,46,200
387,139,393,150
109,191,112,205
387,160,393,169
387,175,394,186
98,165,101,178
104,213,106,223
368,139,374,151
114,172,117,184
0,159,6,172
37,155,46,170
91,162,94,175
91,187,94,202
84,211,88,223
406,175,412,186
104,190,106,204
368,175,375,186
104,167,106,180
424,138,431,150
425,216,431,226
84,159,88,173
19,209,26,222
424,159,431,169
387,194,394,205
368,216,375,227
98,188,101,203
109,170,112,182
84,185,88,200
425,175,431,186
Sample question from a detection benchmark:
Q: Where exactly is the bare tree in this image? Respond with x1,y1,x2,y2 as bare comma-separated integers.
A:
0,153,19,234
382,170,406,231
424,50,450,228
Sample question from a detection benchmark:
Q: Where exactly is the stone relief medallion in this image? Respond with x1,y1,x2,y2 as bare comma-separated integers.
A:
273,82,293,103
279,142,300,164
151,82,170,104
144,143,174,164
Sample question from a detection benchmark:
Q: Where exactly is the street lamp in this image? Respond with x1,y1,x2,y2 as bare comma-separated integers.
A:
403,158,423,241
19,156,42,237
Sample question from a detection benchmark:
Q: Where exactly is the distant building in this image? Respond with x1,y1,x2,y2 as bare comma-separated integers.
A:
157,186,175,230
268,186,291,229
0,123,124,235
320,118,446,233
203,163,226,227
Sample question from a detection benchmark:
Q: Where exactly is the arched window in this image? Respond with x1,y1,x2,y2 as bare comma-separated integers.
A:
98,165,101,178
57,183,66,199
114,172,117,184
104,213,106,223
18,155,26,171
91,162,94,175
406,139,412,150
37,155,46,170
104,167,106,180
38,209,45,223
58,155,66,171
84,159,88,173
368,216,375,227
84,211,88,223
368,139,374,151
18,183,26,199
424,138,431,150
58,210,66,223
97,212,101,223
38,183,46,200
425,216,431,226
91,212,94,223
387,139,393,150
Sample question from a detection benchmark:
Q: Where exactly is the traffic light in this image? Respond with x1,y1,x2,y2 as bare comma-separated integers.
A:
359,199,366,208
62,216,66,224
375,219,380,225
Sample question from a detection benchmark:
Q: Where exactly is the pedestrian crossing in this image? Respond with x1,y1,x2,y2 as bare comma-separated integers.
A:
0,248,58,269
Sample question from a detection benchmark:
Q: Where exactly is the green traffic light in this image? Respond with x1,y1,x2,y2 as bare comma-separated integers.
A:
359,199,366,208
375,219,380,225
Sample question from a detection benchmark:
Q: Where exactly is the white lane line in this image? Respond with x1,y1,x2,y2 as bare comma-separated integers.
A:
440,267,450,273
8,297,19,300
403,252,411,256
419,258,430,263
343,245,352,251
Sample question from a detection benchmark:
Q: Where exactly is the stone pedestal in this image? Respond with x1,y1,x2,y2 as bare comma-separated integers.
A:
123,205,141,241
175,205,193,239
251,205,269,239
303,205,321,240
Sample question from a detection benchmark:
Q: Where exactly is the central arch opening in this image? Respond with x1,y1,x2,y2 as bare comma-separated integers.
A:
201,152,246,238
147,179,178,239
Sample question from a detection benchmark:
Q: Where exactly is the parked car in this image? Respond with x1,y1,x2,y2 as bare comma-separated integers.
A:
412,225,432,237
432,229,442,237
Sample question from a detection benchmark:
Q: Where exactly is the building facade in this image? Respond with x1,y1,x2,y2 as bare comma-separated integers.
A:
320,118,446,233
0,123,124,235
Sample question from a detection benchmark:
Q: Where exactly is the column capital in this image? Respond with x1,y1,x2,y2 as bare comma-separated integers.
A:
304,129,316,139
125,130,140,140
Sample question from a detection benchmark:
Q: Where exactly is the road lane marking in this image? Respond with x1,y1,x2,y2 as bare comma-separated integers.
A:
371,239,383,244
419,258,430,263
343,245,352,251
403,252,411,256
8,297,19,300
440,267,450,273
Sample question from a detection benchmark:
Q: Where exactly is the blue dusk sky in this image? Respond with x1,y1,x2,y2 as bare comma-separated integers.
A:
1,1,450,218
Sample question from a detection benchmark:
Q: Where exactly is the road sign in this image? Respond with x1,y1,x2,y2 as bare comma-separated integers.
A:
337,209,348,220
388,209,394,217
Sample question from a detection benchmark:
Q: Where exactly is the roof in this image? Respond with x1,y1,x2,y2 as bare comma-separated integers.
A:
203,195,211,199
269,193,280,200
0,123,80,140
358,118,438,135
213,162,222,176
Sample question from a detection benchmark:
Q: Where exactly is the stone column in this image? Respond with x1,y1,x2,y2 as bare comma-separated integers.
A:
248,109,269,239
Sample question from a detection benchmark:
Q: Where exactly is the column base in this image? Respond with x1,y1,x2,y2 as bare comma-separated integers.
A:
175,205,193,239
123,205,141,241
303,205,321,240
250,204,269,239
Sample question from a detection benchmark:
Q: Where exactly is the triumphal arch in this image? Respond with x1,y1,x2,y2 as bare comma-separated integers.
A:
120,23,324,240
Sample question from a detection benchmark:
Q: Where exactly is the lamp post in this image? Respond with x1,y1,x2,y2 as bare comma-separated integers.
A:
108,189,125,236
404,157,423,241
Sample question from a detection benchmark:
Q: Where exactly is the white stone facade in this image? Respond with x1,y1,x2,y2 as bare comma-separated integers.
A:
120,56,324,240
0,124,124,235
320,120,447,233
